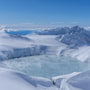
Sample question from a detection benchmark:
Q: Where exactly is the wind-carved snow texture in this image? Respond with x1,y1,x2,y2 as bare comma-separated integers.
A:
39,26,90,62
52,70,90,90
58,26,90,48
0,32,50,60
0,31,66,60
0,67,58,90
0,26,90,90
0,66,90,90
1,26,90,62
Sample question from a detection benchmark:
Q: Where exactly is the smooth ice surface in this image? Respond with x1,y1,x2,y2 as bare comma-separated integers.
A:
2,55,90,78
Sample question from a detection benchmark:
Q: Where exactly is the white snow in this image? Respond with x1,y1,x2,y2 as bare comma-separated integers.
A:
0,32,66,60
61,46,90,62
0,67,58,90
52,70,90,90
0,26,90,90
0,66,90,90
1,27,90,62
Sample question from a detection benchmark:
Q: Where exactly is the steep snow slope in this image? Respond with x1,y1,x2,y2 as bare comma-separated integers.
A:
0,32,55,60
0,26,90,90
1,26,90,62
52,70,90,90
39,26,90,47
60,46,90,62
57,26,90,47
35,26,90,62
56,26,90,62
38,27,70,35
0,31,66,60
0,66,90,90
26,34,66,55
0,67,58,90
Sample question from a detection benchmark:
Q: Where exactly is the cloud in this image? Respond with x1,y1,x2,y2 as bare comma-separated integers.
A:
85,27,90,30
0,23,64,31
0,22,88,31
0,25,6,32
72,22,80,24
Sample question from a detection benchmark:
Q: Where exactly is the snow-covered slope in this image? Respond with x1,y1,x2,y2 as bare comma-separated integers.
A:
0,31,66,60
59,46,90,62
38,27,70,35
57,26,90,47
1,26,90,62
0,32,52,60
56,26,90,62
0,66,90,90
0,26,90,90
38,26,90,62
52,70,90,90
39,26,90,47
0,67,58,90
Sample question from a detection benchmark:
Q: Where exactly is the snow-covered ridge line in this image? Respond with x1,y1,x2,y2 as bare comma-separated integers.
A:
0,32,65,60
52,70,90,90
38,26,90,62
0,26,90,90
0,32,50,60
0,67,57,90
0,66,90,90
1,26,90,62
0,46,48,60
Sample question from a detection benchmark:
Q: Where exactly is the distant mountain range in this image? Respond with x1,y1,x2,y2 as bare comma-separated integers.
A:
0,26,90,62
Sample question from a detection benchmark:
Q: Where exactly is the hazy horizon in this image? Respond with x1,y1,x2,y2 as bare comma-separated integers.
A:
0,0,90,28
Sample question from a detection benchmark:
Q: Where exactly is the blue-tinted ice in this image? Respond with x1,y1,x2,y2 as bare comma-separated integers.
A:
2,55,90,78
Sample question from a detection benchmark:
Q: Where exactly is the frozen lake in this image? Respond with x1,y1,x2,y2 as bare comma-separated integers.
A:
2,55,90,78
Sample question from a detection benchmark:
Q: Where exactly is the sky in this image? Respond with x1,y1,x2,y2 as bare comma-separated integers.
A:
0,0,90,30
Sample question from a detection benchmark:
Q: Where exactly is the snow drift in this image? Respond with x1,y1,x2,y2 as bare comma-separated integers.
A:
0,66,90,90
0,26,90,90
1,26,90,62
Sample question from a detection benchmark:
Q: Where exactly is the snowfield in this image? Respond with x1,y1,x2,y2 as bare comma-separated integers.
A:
0,31,66,60
0,66,90,90
0,67,58,90
1,26,90,62
0,26,90,90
